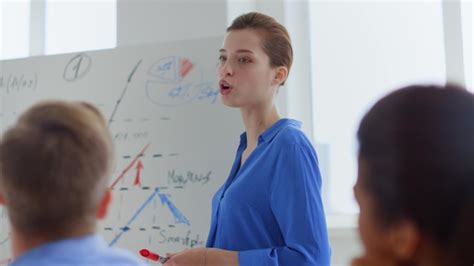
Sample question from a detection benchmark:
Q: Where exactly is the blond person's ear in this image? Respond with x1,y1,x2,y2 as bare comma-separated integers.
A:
96,189,112,219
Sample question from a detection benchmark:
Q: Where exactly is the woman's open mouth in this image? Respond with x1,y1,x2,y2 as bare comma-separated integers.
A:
220,80,233,95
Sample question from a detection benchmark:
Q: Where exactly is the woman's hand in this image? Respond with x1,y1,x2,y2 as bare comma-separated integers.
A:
164,248,238,266
164,247,206,266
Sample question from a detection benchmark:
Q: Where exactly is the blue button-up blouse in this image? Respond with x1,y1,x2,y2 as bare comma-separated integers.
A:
206,119,331,266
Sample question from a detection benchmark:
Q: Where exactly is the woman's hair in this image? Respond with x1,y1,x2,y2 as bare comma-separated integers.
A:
0,100,113,237
228,12,293,85
357,84,474,265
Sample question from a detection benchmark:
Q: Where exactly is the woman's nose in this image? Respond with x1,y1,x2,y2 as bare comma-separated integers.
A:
219,61,233,78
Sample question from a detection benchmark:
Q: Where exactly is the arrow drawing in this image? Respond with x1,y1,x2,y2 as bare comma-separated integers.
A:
134,160,144,187
108,187,190,246
109,143,150,189
158,193,190,226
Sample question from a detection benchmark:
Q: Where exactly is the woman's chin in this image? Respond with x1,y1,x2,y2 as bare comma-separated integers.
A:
221,97,241,108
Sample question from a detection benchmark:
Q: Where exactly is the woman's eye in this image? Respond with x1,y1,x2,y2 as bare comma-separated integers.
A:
238,57,250,63
218,55,226,62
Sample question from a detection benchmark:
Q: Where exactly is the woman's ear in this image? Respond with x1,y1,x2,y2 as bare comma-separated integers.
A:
388,219,421,260
272,66,288,87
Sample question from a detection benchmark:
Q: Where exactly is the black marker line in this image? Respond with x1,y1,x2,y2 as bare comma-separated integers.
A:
108,59,143,127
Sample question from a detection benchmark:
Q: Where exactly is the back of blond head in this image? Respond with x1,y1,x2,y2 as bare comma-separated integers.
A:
0,100,113,237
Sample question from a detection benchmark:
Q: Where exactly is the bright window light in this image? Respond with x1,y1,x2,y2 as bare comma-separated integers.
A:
45,0,116,55
461,1,473,91
0,0,30,60
310,1,445,214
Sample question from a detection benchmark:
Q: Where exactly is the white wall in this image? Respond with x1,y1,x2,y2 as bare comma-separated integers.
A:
461,1,473,90
329,227,362,266
117,0,227,46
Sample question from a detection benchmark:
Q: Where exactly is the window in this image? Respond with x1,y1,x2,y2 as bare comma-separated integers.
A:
45,0,116,55
309,1,446,214
0,0,116,60
0,0,30,60
461,1,473,91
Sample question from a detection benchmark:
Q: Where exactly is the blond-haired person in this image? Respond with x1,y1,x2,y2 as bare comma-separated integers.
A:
0,101,144,266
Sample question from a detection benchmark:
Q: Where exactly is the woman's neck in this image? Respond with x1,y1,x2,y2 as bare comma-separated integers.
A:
240,104,281,148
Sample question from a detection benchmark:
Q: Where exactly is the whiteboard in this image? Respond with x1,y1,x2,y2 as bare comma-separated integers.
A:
0,36,242,262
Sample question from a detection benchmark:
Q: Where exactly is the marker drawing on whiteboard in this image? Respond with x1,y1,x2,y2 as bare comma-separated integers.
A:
108,59,143,127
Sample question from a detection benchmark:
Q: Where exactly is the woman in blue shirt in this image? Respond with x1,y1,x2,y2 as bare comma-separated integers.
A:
166,12,331,266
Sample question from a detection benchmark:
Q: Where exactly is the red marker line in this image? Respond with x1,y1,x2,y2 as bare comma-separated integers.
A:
109,143,150,189
180,58,194,78
139,248,168,263
134,159,144,187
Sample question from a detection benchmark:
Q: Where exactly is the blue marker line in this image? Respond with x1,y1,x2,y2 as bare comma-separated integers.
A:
174,56,178,82
158,193,190,225
109,188,161,246
0,235,9,246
